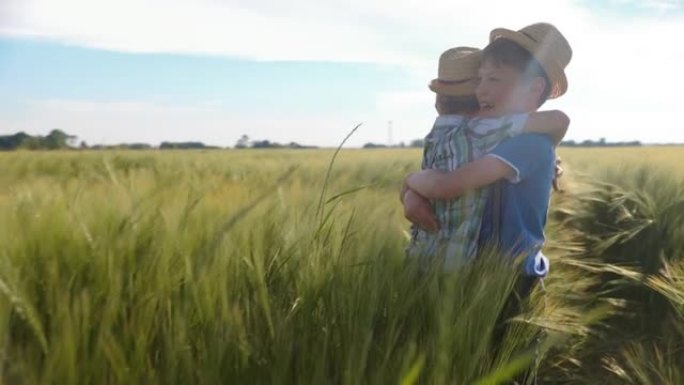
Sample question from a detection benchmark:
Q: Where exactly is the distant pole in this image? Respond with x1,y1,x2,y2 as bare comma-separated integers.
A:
387,120,393,147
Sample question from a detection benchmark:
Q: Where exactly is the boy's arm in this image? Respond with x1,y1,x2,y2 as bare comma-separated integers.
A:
405,157,513,200
521,110,570,145
406,134,555,200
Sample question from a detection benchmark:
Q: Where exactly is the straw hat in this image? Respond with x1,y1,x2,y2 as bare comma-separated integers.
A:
428,47,481,96
489,23,572,98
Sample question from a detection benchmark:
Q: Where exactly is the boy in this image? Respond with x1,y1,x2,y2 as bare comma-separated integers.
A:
403,45,568,269
404,22,572,281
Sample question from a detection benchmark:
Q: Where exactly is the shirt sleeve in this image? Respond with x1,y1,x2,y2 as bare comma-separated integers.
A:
485,133,555,183
469,113,529,135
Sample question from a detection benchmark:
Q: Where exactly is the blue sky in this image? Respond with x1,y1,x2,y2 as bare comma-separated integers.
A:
1,0,683,147
0,39,407,114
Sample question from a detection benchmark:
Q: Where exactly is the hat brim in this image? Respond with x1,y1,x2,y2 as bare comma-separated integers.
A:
428,78,477,96
489,28,568,99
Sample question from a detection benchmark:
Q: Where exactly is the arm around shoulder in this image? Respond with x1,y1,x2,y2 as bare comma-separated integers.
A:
405,157,515,200
522,110,570,145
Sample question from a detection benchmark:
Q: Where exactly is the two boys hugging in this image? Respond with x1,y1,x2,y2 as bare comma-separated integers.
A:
401,23,572,293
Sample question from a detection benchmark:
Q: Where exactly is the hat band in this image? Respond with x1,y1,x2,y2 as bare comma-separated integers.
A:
520,30,539,43
435,77,475,85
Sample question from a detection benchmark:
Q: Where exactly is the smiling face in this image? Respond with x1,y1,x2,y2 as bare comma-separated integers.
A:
475,58,545,118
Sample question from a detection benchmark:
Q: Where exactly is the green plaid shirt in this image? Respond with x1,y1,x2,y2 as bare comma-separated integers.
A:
407,113,528,268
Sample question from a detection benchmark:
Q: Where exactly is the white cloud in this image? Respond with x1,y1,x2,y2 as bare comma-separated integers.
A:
0,0,424,64
0,0,597,64
635,0,682,12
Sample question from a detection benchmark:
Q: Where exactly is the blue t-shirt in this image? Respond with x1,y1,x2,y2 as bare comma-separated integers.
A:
478,133,555,277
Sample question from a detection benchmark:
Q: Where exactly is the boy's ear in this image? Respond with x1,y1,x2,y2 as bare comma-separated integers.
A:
529,77,546,99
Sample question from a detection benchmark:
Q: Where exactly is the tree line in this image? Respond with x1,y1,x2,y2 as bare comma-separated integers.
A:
0,131,318,151
0,130,77,150
0,131,652,151
560,138,643,147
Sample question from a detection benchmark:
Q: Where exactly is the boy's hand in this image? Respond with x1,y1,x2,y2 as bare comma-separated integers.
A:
552,156,564,192
403,189,439,233
399,182,410,203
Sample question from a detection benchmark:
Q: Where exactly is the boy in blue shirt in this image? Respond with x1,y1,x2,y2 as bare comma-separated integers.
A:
404,22,572,384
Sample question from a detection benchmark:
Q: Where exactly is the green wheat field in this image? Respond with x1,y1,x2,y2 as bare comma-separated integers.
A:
0,147,683,385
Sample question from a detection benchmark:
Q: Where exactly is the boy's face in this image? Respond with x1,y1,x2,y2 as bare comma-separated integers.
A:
475,59,541,117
